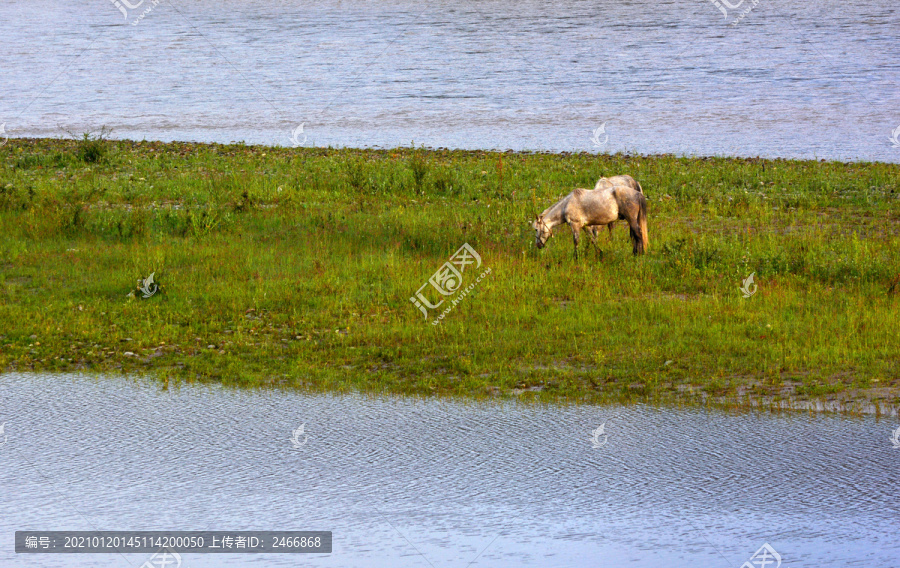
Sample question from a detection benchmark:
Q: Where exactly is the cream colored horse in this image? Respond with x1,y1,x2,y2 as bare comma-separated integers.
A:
533,177,648,258
586,175,643,241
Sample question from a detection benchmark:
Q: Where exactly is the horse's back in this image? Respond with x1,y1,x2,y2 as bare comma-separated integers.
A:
594,174,642,193
570,186,618,225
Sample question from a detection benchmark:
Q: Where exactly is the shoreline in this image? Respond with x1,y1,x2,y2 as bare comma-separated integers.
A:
4,135,900,166
3,368,897,417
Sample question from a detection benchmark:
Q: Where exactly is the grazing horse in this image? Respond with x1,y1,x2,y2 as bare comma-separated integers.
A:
532,179,648,258
586,175,643,241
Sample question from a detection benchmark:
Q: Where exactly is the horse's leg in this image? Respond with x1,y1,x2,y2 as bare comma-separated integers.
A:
585,226,598,247
571,223,583,260
627,216,643,255
586,225,603,259
607,222,615,242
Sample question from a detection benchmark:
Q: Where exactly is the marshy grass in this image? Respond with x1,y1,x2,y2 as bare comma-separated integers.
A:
0,137,898,411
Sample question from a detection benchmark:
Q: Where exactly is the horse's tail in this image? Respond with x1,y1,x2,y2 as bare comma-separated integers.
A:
628,191,648,254
635,180,644,194
637,192,649,253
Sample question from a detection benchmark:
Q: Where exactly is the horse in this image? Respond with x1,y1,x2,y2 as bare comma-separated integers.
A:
586,175,643,241
532,180,648,258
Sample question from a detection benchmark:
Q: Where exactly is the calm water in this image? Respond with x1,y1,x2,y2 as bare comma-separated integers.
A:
1,0,899,161
1,373,899,567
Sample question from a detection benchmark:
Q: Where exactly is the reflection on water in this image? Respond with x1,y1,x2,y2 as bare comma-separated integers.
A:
1,373,898,567
0,0,899,161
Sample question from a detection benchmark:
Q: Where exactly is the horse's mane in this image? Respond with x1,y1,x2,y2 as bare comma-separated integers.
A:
539,193,567,219
540,188,586,219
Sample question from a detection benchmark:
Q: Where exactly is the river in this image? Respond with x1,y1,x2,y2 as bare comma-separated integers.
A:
1,0,899,161
1,373,898,567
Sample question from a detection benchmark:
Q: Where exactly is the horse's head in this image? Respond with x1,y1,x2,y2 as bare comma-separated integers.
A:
532,215,552,249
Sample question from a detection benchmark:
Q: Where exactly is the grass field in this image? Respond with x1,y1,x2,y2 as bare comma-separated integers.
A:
1,136,898,411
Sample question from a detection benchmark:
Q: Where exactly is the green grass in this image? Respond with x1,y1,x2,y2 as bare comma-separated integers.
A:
1,137,898,411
